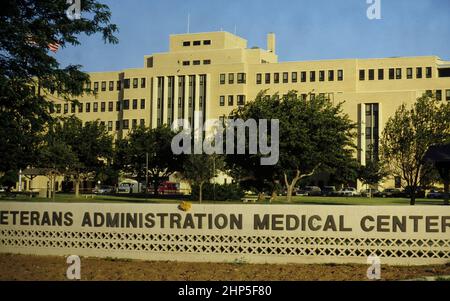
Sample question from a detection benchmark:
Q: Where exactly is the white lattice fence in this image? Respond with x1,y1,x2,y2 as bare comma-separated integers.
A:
0,203,449,265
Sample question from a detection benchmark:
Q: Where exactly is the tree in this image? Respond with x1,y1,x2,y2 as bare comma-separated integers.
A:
358,160,388,197
227,91,357,202
0,0,118,175
115,126,184,195
381,94,450,205
182,154,223,203
40,116,113,198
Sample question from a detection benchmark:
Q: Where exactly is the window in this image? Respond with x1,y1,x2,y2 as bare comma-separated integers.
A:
237,95,246,106
71,103,76,113
116,120,121,131
183,41,190,47
140,119,145,127
256,73,262,84
310,93,315,101
378,69,384,80
86,103,91,113
328,70,334,81
193,41,201,46
101,81,106,91
283,72,289,83
274,73,280,84
319,71,325,82
123,120,129,130
389,68,395,80
93,102,98,112
396,68,402,79
203,60,211,65
368,69,375,81
85,82,91,90
141,78,146,88
132,119,137,129
220,74,226,84
337,70,343,81
123,99,129,110
436,90,442,101
109,81,114,91
140,99,145,109
78,103,83,113
108,101,113,112
101,102,106,112
426,67,432,78
133,78,138,88
365,103,380,162
407,68,413,79
117,80,121,91
220,96,225,106
301,71,307,82
416,67,423,79
107,121,113,132
292,72,298,83
132,99,138,110
56,104,61,114
193,60,201,65
265,73,271,84
426,90,433,97
310,71,316,82
203,40,211,45
228,95,234,106
359,70,365,81
182,61,190,66
94,82,99,92
237,73,246,84
124,79,130,89
229,73,234,84
446,90,450,101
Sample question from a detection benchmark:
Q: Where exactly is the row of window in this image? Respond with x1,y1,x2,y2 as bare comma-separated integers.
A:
219,73,247,85
428,89,450,101
219,95,246,107
182,60,211,66
359,67,433,81
100,119,146,132
256,70,344,85
55,99,146,114
182,40,211,47
89,78,147,92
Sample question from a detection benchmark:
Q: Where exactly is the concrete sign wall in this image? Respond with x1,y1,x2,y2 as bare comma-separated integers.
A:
0,202,449,265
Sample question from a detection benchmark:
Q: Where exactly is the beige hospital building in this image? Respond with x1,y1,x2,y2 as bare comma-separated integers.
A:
26,31,450,192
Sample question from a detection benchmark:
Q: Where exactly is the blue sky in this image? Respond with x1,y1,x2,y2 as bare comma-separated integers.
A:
57,0,450,72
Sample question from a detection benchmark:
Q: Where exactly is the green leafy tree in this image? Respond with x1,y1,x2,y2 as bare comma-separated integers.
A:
358,160,388,197
182,154,224,203
0,0,118,175
227,91,357,202
381,94,450,205
40,116,113,198
115,126,184,195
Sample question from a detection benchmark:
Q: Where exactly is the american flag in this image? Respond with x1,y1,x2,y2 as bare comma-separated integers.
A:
26,35,61,53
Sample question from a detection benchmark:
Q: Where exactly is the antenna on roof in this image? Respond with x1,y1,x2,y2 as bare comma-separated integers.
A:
187,13,190,33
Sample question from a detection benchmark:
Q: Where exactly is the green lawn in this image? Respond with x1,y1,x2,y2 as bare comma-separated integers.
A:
0,193,446,206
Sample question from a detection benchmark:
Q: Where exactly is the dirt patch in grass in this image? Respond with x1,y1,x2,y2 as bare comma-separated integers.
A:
1,254,449,281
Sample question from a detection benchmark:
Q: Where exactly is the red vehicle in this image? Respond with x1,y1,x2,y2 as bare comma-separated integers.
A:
148,182,180,195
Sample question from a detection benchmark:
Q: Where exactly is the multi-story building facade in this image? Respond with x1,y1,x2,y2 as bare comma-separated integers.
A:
38,31,450,192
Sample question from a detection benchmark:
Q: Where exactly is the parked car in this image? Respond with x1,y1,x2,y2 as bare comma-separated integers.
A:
374,188,404,198
337,187,360,197
427,189,446,199
404,186,426,199
0,186,6,193
322,186,337,197
93,185,115,195
360,189,379,197
302,186,322,196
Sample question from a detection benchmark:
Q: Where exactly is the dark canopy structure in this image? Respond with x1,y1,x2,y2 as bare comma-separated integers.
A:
424,144,450,205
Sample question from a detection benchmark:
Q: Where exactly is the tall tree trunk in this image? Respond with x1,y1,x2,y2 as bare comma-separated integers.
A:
284,170,301,203
75,178,80,198
199,182,204,204
410,192,416,206
444,180,449,206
